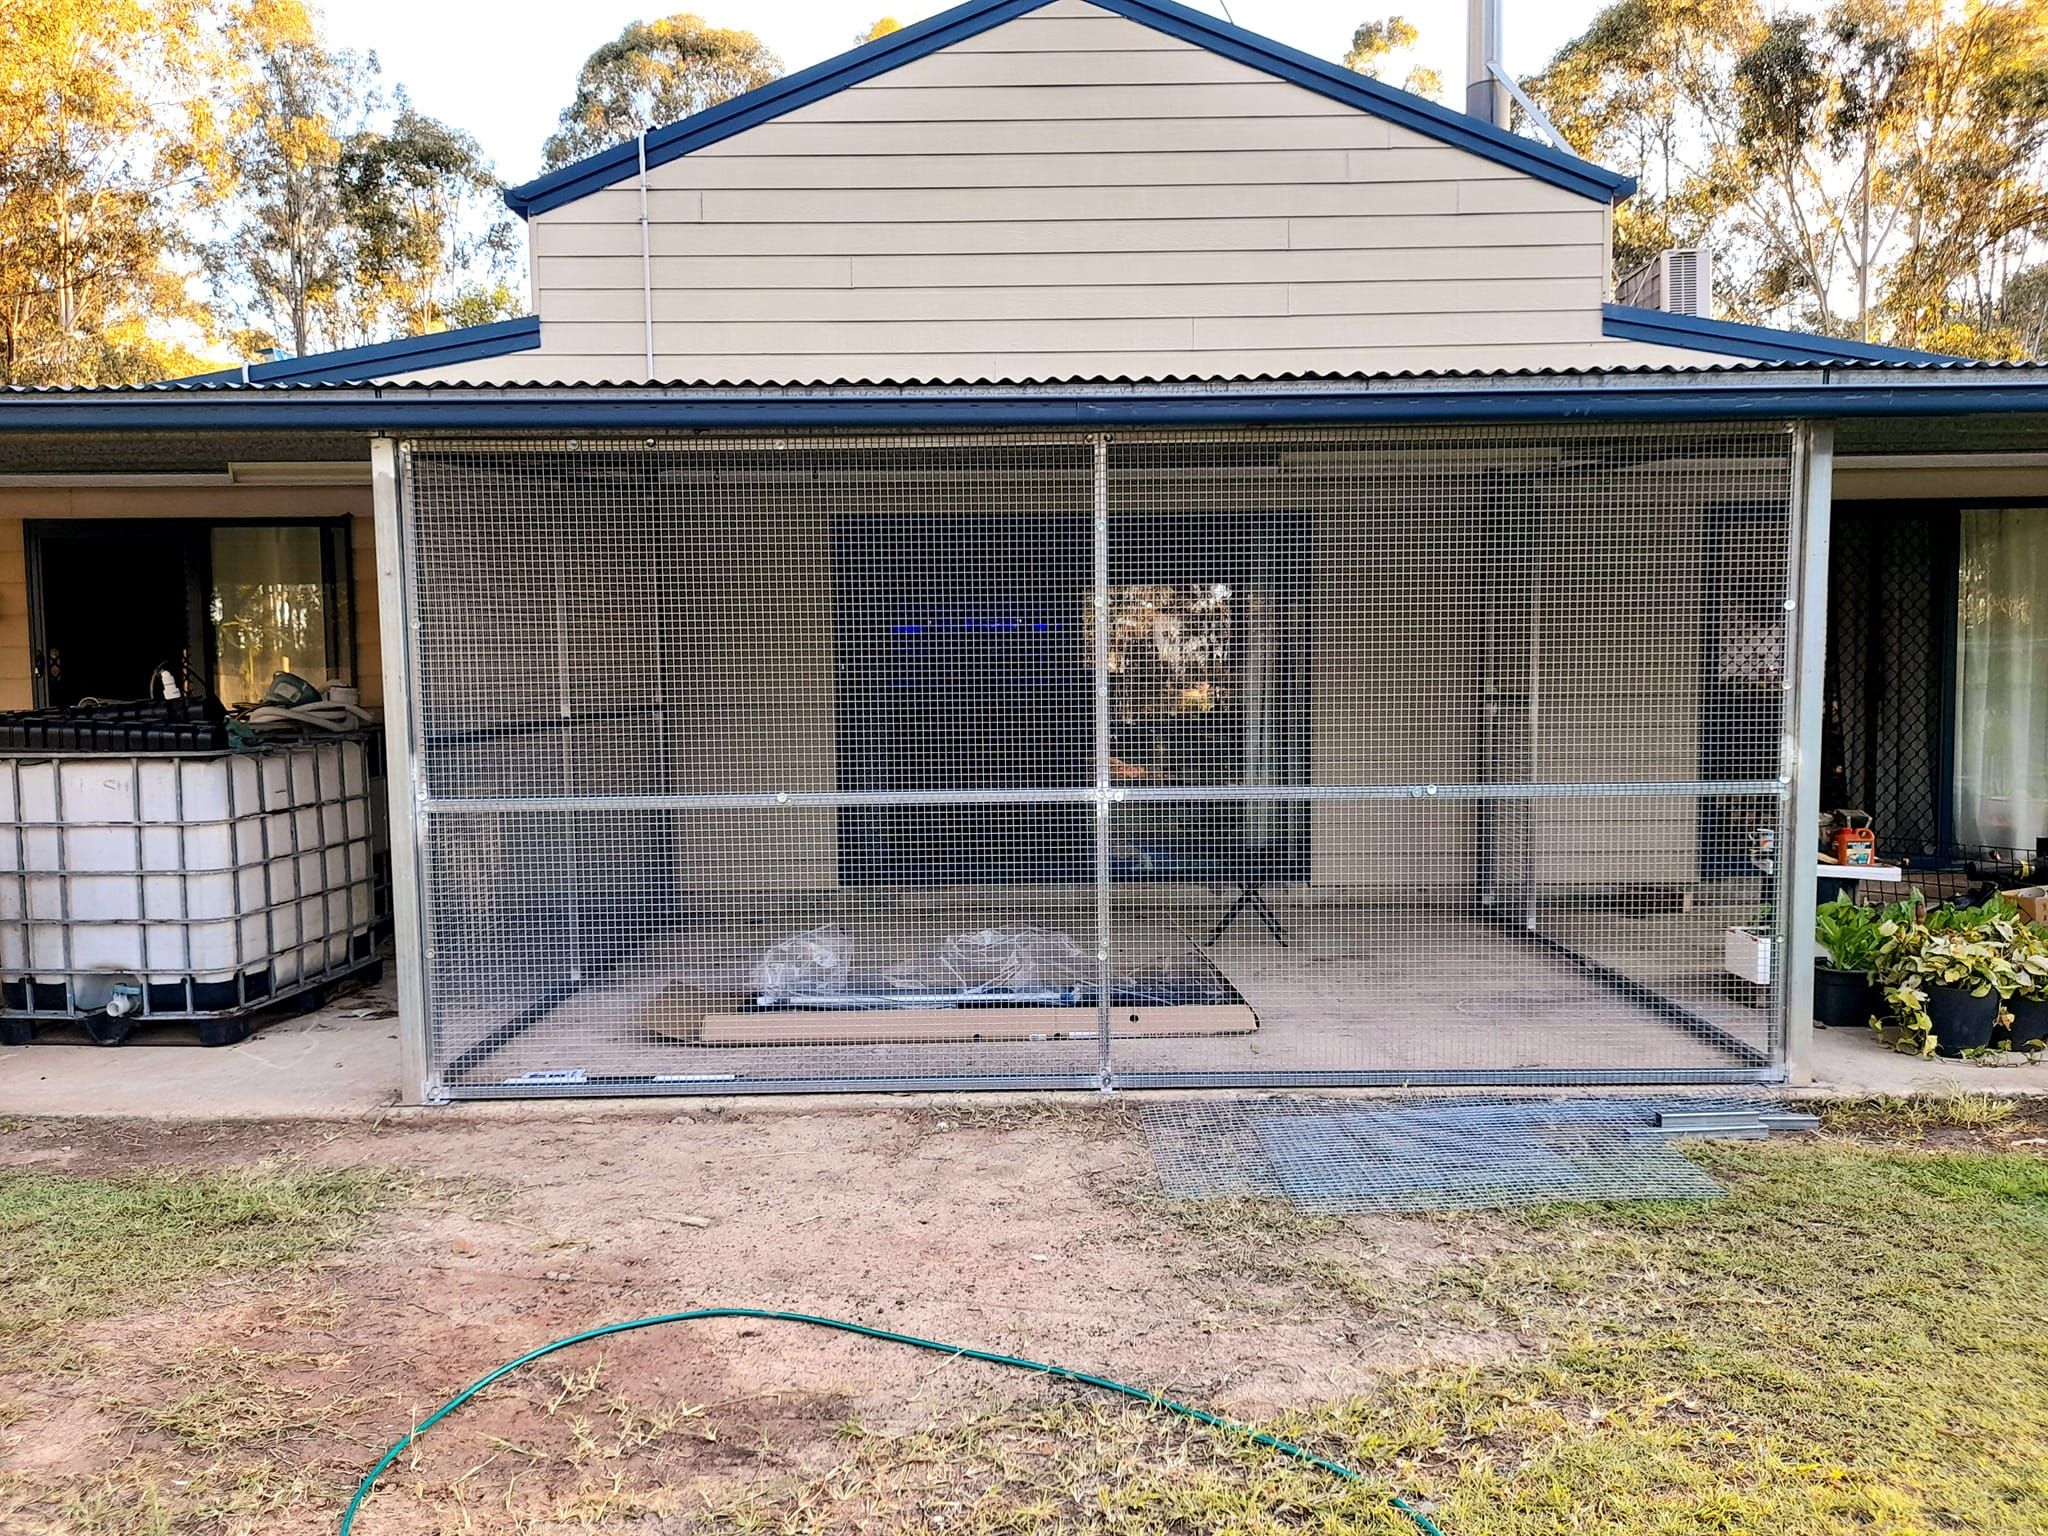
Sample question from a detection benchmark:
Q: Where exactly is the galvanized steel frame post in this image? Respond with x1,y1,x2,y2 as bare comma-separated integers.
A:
1783,423,1834,1085
371,437,433,1104
1092,433,1114,1090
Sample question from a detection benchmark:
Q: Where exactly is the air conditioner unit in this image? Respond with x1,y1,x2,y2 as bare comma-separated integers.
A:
1617,247,1713,318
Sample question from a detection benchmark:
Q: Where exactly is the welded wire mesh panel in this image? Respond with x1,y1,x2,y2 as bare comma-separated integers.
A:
1140,1095,1766,1211
1104,427,1794,1084
1106,795,1776,1082
406,440,1094,801
421,805,1113,1092
405,437,1105,1093
399,425,1797,1097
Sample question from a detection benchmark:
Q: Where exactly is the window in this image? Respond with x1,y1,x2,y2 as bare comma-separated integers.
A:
1104,522,1309,882
209,526,353,707
31,520,353,710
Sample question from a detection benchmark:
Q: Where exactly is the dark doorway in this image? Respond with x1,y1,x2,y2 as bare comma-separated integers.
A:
834,512,1091,885
32,526,205,707
1823,502,1958,863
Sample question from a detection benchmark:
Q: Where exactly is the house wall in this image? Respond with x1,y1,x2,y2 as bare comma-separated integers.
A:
391,0,1728,386
0,485,380,712
640,502,1711,896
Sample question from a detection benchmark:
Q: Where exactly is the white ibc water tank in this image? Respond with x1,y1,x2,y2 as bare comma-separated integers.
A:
0,738,381,1018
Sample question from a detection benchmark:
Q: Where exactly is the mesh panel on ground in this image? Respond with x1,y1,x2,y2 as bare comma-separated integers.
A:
1139,1094,1776,1210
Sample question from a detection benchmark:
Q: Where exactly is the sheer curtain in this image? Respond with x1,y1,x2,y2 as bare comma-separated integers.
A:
208,525,339,706
1955,508,2048,856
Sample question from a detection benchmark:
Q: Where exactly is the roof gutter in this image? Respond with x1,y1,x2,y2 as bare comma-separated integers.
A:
7,375,2048,434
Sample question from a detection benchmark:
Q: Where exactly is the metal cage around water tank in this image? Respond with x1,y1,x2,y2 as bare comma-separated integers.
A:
0,736,387,1040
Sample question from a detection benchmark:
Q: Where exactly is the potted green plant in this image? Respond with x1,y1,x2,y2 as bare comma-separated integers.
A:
1873,904,2022,1057
1813,895,1887,1028
2000,921,2048,1051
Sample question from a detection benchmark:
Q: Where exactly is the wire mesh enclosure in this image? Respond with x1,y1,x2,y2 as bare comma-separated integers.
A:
396,426,1798,1098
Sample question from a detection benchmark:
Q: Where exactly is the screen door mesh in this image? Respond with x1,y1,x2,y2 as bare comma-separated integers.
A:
399,426,1797,1098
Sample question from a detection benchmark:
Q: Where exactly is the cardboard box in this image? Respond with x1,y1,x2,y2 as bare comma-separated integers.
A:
2007,886,2048,925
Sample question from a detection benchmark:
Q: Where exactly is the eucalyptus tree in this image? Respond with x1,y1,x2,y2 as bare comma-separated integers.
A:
542,15,783,172
0,0,230,383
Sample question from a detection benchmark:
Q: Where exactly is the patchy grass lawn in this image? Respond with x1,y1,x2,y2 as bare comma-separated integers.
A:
691,1124,2048,1535
0,1098,2042,1535
0,1163,399,1366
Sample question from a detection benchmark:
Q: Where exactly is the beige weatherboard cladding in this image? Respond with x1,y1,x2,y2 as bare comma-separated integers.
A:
394,0,1724,386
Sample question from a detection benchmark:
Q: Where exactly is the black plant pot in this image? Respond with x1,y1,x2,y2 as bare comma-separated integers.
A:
2005,994,2048,1051
1924,983,2000,1057
1814,965,1876,1029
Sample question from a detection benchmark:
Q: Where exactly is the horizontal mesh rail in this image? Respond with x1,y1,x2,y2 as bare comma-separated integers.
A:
399,427,1795,1098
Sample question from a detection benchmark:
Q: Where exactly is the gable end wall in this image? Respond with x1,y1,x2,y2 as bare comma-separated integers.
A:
395,0,1723,384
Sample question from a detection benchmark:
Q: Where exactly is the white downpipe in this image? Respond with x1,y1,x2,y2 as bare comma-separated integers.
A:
637,132,655,380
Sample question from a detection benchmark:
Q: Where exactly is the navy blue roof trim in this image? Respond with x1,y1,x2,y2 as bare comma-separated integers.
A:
1603,304,1957,366
175,317,542,386
7,377,2047,433
505,0,1633,220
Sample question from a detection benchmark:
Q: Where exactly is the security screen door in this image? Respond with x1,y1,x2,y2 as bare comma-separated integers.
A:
398,427,1799,1100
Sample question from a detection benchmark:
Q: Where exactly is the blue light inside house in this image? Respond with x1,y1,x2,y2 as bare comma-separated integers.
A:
885,609,1071,688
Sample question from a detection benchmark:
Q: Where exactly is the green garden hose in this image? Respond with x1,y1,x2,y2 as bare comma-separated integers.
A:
339,1306,1446,1535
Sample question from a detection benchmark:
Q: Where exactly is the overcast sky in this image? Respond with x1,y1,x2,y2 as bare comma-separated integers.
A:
320,1,1612,188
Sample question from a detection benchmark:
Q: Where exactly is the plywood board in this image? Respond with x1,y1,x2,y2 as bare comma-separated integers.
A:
698,1002,1257,1046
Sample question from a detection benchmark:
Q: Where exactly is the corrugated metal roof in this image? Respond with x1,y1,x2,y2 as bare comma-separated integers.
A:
7,355,2043,399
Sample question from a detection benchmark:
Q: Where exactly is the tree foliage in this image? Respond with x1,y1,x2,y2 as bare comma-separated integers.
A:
1529,0,2048,357
10,0,2048,380
203,0,370,359
1344,15,1442,100
0,0,229,384
2,0,522,382
542,14,782,172
860,18,904,44
338,97,520,340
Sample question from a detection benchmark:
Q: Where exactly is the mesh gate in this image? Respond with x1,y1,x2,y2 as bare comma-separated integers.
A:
398,427,1797,1098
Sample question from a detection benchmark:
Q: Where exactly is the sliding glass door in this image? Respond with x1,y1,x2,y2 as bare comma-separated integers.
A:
30,520,353,708
1956,507,2048,859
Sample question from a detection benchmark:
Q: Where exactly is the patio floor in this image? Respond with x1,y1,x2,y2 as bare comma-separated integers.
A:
410,893,1769,1091
2,895,2039,1115
0,973,2033,1118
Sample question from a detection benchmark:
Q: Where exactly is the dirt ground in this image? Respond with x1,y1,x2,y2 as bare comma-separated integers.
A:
7,1096,2044,1536
0,1099,1528,1534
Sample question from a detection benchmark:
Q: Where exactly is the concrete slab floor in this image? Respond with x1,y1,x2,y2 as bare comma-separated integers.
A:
0,975,402,1120
1801,1020,2046,1098
0,984,2039,1122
